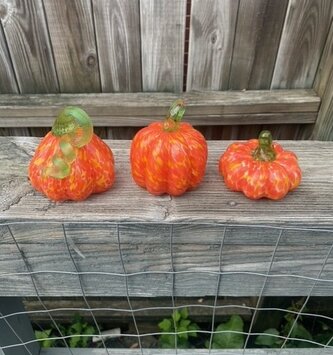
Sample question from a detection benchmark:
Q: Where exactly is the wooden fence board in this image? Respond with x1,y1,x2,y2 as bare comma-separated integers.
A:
186,0,239,90
229,0,288,90
1,138,333,297
312,19,333,140
1,138,332,226
140,0,186,92
92,0,141,93
0,23,18,93
23,297,253,323
43,0,100,93
0,0,58,93
271,0,333,89
0,90,320,127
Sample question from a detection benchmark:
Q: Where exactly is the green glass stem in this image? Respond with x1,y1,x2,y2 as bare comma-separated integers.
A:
46,107,94,179
252,130,276,162
163,99,185,132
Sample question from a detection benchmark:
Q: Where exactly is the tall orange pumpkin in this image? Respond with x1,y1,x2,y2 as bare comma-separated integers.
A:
29,107,115,201
130,100,208,196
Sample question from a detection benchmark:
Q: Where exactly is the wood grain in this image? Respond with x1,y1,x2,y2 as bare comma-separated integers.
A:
271,0,333,89
312,19,333,140
186,0,239,90
92,0,141,93
0,0,58,93
24,297,253,322
1,138,333,297
0,22,18,93
140,0,186,92
228,0,288,90
43,0,100,93
1,138,332,225
0,90,320,127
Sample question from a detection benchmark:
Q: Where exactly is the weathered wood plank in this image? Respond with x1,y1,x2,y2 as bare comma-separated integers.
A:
186,0,239,90
0,90,320,127
40,350,333,355
92,0,141,93
0,22,18,93
1,138,332,226
0,0,58,93
23,297,253,323
43,0,100,93
0,138,333,297
311,19,333,140
271,0,333,89
229,0,288,90
140,0,186,92
1,222,332,297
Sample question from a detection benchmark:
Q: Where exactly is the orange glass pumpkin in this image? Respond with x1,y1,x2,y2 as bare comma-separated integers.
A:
130,100,208,196
29,107,115,201
219,131,301,200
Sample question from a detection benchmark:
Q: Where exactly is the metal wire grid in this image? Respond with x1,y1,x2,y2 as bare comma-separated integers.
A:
0,221,333,354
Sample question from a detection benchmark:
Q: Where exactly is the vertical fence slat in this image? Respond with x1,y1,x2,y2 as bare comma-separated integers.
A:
93,0,142,93
228,0,288,90
312,19,333,140
140,0,186,92
43,0,100,93
0,24,18,93
0,0,58,93
271,0,333,89
186,0,239,91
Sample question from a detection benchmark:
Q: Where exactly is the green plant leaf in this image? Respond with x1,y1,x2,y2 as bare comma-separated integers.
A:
180,308,189,320
210,315,244,349
177,326,189,340
158,318,172,332
188,323,199,337
292,323,313,340
35,329,55,348
255,328,280,347
180,319,191,328
69,335,81,348
172,310,181,323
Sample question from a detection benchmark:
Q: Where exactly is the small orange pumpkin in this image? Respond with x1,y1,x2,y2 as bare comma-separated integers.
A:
219,131,302,200
29,107,115,201
130,100,208,196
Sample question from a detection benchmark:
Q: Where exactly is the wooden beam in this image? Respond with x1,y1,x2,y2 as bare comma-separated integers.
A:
312,19,333,140
0,90,320,127
23,297,254,323
1,138,333,298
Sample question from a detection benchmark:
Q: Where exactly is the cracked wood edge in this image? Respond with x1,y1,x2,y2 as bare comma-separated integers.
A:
1,137,333,226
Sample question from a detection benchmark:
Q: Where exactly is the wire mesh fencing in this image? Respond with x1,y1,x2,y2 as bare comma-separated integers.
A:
0,221,333,354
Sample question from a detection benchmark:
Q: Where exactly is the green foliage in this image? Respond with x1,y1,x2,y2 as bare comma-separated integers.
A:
206,315,245,349
254,299,332,348
60,315,96,348
35,328,56,348
255,328,282,348
34,315,97,348
158,308,200,349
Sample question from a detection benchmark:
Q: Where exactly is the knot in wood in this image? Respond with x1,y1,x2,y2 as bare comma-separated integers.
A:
211,33,217,44
0,4,7,19
86,54,96,68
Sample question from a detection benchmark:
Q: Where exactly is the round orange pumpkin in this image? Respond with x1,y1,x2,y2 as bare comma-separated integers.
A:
29,107,115,201
219,130,302,200
130,100,208,196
